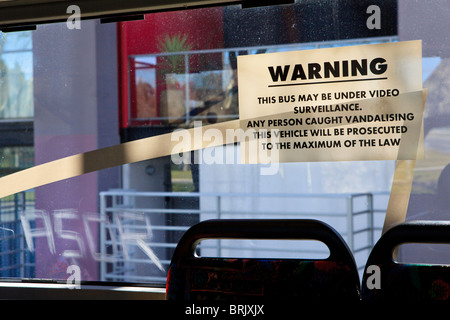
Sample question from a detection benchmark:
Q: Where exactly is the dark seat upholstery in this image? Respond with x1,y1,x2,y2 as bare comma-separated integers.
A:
166,219,361,300
362,220,450,301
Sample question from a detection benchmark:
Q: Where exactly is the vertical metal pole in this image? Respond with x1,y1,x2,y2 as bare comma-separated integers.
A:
217,195,222,257
99,193,106,281
14,193,19,278
216,195,222,220
367,193,374,249
347,196,354,253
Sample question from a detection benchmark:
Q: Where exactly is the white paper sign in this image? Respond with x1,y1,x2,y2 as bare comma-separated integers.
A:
237,40,425,163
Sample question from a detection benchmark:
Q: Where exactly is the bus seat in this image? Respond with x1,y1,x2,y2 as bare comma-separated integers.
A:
362,220,450,301
166,219,361,300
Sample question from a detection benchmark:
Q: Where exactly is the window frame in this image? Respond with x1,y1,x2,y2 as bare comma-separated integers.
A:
0,0,401,300
0,281,165,299
0,0,242,30
0,0,241,300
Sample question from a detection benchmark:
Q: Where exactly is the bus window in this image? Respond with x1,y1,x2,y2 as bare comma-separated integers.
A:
0,0,446,301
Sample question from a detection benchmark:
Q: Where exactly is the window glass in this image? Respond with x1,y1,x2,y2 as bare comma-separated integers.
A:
0,31,33,119
2,0,441,288
398,2,450,264
0,146,33,176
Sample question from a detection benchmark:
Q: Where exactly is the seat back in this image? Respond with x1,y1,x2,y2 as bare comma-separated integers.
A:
166,219,361,300
362,220,450,301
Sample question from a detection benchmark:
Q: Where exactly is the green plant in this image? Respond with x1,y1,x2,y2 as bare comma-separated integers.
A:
157,33,193,73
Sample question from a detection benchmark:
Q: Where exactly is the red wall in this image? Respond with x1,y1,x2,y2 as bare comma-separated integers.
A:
117,7,224,128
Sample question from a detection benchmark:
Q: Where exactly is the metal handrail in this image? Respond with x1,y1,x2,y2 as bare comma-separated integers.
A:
128,36,397,124
99,190,389,283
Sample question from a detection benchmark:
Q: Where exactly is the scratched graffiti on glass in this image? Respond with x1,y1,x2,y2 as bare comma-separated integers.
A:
18,208,165,281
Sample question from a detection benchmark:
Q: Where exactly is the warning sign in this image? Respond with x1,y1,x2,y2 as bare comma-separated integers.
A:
237,40,425,163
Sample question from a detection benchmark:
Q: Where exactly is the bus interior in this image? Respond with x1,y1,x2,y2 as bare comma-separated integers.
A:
0,0,448,302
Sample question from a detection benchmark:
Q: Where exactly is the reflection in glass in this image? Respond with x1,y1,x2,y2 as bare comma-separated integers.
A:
0,2,400,285
0,31,33,119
